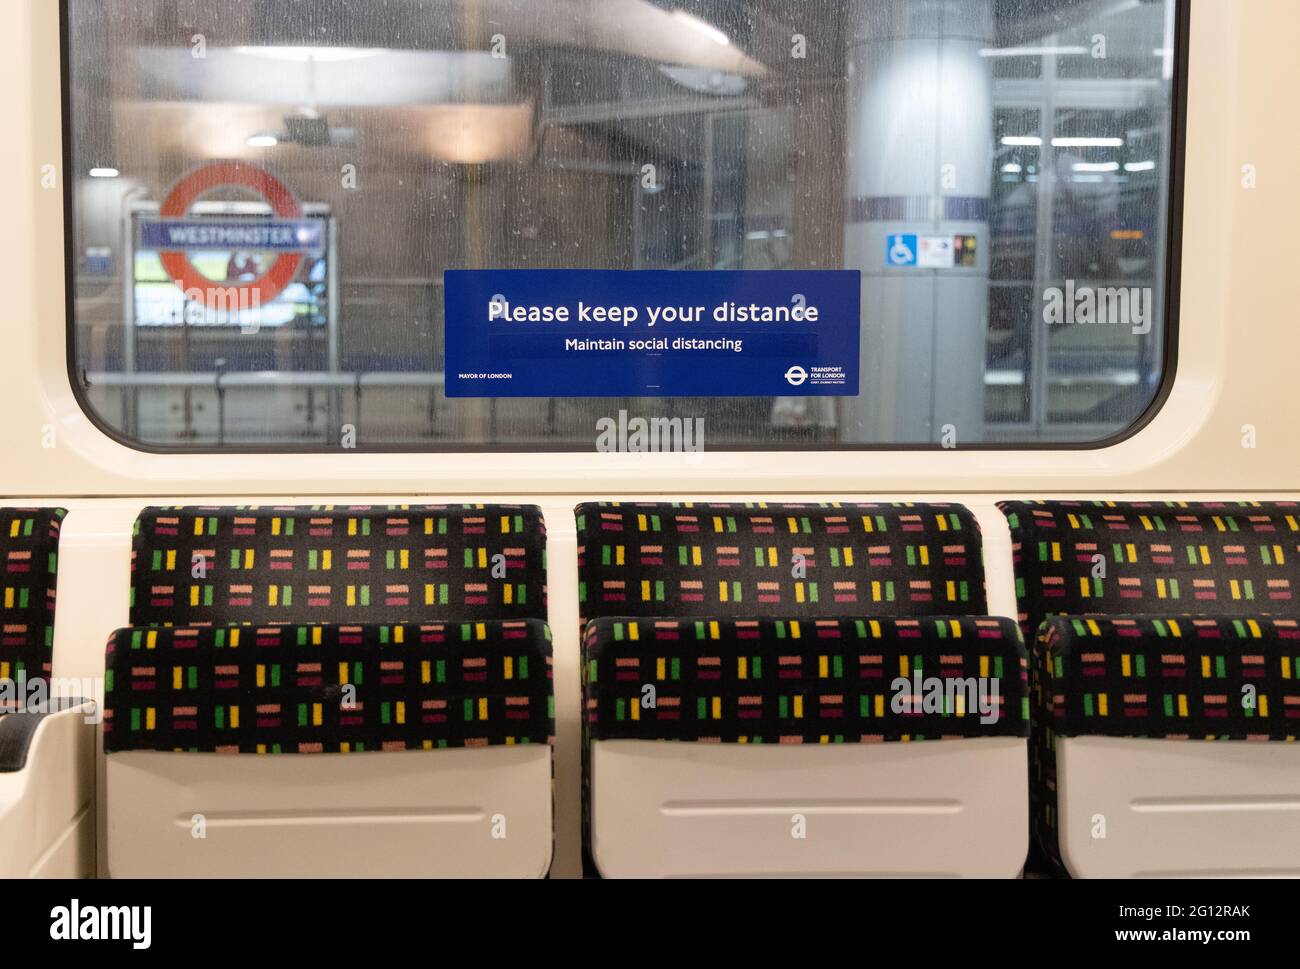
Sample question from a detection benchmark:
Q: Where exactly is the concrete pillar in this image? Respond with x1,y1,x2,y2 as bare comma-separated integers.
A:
843,0,993,444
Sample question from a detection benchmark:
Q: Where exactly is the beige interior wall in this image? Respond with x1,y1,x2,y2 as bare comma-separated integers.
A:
0,1,1294,496
0,0,1296,879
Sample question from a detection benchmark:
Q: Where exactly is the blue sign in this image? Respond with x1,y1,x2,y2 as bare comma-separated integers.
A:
444,270,860,398
137,218,325,253
885,234,918,267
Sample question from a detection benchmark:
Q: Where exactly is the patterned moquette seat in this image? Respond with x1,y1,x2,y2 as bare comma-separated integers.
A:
104,505,553,753
999,499,1300,871
577,501,1029,743
0,508,66,691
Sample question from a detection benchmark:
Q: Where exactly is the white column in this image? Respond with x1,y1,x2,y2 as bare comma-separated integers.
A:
843,0,994,443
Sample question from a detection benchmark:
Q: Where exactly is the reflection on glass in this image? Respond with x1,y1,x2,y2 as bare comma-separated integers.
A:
66,0,1179,449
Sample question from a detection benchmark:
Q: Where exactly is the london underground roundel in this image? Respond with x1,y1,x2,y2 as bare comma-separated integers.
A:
157,161,305,309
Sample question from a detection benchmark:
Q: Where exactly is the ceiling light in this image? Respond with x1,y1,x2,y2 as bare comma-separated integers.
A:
1124,160,1157,172
191,201,272,215
1001,136,1042,147
979,46,1088,57
232,45,386,63
1052,137,1124,147
89,167,119,178
246,133,279,148
672,10,731,47
1072,161,1120,173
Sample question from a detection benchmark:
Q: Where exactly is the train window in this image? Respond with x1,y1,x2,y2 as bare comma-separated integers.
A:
63,0,1184,451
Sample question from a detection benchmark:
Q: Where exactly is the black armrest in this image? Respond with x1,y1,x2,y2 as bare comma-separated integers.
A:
0,698,91,773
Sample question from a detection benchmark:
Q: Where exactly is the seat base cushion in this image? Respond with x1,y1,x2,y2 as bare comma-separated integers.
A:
583,615,1029,743
104,620,554,753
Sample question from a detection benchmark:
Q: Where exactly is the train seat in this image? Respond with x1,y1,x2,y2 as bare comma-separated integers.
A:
1000,499,1300,877
103,505,554,878
577,501,1030,877
0,508,96,878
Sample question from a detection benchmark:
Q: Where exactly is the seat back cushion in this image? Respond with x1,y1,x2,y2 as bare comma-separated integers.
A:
0,508,67,685
103,619,554,753
576,502,988,624
129,505,547,626
998,499,1300,638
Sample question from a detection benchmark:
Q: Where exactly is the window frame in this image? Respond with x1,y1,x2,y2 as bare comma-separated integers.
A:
58,0,1191,455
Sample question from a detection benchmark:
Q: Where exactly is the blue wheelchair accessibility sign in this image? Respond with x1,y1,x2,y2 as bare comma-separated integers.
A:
886,234,918,267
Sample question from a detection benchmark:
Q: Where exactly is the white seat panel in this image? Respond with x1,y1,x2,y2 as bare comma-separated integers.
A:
107,745,552,878
1058,736,1300,878
592,737,1027,877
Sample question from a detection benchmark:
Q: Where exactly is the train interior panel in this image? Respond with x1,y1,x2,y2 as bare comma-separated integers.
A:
0,0,1296,951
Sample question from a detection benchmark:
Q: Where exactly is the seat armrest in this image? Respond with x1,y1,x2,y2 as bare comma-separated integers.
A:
0,700,97,876
0,698,94,772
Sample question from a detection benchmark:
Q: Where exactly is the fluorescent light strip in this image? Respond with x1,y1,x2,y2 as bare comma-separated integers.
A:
1052,137,1124,148
232,45,386,62
191,201,272,215
1002,136,1125,149
979,45,1088,57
